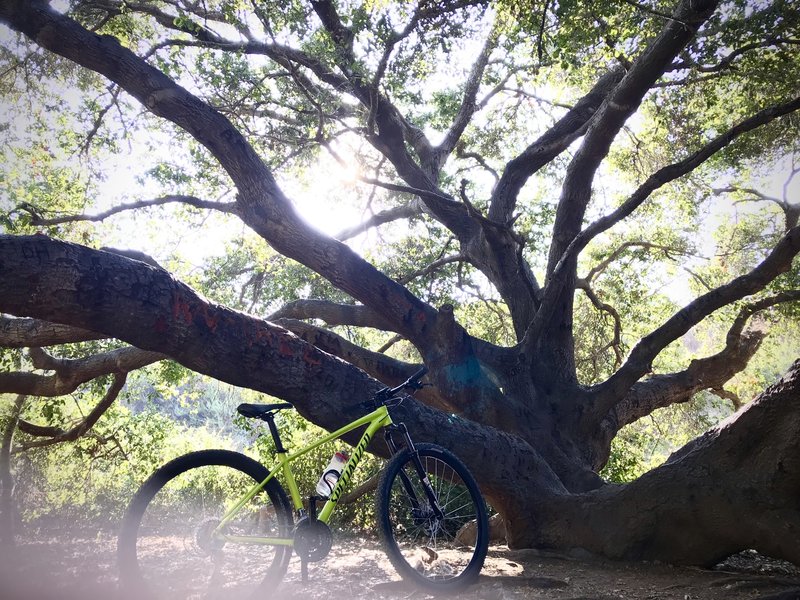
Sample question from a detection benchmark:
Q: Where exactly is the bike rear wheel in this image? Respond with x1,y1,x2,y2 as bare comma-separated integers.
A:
376,443,488,590
118,449,292,600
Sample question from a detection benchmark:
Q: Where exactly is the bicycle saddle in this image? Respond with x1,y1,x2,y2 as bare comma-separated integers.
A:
237,402,294,420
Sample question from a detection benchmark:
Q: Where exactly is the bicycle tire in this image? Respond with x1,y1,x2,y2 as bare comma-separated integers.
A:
376,443,489,591
118,449,293,600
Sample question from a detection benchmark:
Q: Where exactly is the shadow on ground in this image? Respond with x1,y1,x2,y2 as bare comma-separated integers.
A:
2,529,799,600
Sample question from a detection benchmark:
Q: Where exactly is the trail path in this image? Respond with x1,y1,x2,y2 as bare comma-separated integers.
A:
2,531,799,599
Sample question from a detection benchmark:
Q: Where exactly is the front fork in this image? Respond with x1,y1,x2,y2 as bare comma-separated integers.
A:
384,424,445,520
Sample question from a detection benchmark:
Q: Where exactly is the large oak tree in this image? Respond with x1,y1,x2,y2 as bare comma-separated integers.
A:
1,0,799,564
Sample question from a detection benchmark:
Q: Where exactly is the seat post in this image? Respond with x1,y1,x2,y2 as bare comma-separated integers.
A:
264,414,287,453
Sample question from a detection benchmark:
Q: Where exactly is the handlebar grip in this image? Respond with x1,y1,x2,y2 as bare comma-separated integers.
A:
409,365,428,382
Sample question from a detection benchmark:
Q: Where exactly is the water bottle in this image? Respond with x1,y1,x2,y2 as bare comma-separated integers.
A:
315,450,349,498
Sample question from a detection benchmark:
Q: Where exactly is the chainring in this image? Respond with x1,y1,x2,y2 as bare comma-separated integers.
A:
293,516,332,562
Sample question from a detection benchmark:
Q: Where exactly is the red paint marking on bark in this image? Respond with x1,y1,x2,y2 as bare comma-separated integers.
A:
247,326,274,348
154,316,168,334
200,306,219,332
279,335,295,358
303,346,322,367
172,293,193,324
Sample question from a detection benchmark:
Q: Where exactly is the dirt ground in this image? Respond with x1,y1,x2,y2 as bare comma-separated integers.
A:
1,530,799,600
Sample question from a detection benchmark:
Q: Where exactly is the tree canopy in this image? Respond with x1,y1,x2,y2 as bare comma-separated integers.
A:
1,0,799,565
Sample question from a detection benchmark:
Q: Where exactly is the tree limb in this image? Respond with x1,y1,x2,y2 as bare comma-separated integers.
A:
0,233,549,505
583,241,691,283
488,67,625,225
576,279,624,368
553,96,800,281
588,291,794,467
593,241,800,416
0,0,446,349
0,346,164,397
0,317,106,348
533,94,800,357
397,254,467,286
338,470,379,505
268,300,394,331
546,0,719,279
610,329,762,431
669,37,800,74
433,22,497,170
335,201,422,241
709,387,743,410
272,317,451,411
531,358,800,565
15,194,238,226
15,372,127,451
713,179,800,232
0,394,24,543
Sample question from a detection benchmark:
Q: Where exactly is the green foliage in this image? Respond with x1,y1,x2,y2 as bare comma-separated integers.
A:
199,231,351,314
9,369,388,532
12,400,181,524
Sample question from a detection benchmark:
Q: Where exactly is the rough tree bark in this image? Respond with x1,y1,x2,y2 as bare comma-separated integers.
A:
1,0,799,567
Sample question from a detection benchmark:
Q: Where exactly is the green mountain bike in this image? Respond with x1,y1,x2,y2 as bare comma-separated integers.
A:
118,367,489,599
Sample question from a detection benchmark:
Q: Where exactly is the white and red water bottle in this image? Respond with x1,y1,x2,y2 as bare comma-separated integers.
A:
315,450,349,498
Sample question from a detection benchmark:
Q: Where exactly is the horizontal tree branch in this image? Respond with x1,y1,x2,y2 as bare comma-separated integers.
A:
0,346,164,397
268,300,395,331
670,37,800,74
611,329,763,430
618,0,691,26
16,194,238,226
0,233,556,508
398,255,467,285
273,317,451,411
713,183,800,231
583,241,691,283
0,317,106,348
335,200,422,241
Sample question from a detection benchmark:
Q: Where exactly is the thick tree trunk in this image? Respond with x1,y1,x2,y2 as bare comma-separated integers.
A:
516,359,800,565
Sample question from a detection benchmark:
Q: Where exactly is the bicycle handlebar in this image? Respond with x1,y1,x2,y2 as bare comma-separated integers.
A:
377,365,429,405
407,365,429,385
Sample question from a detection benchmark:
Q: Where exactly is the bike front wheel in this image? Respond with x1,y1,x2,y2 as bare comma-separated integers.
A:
376,443,489,591
118,449,293,600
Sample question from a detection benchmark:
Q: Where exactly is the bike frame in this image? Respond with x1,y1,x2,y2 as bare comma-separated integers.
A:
215,404,393,547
